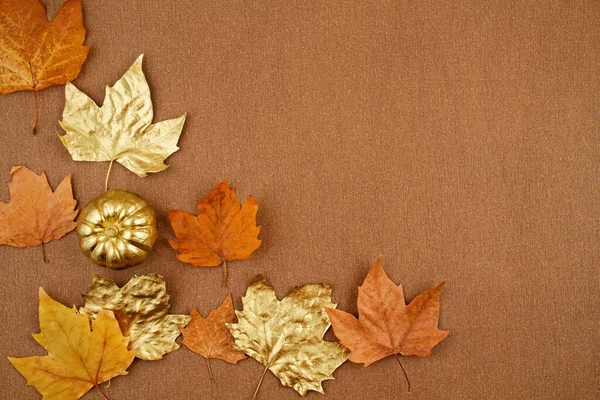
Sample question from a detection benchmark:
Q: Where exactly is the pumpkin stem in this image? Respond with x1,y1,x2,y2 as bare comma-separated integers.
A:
105,159,114,192
393,353,411,392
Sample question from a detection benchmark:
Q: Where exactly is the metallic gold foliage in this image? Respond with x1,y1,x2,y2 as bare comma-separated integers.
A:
9,288,135,400
80,273,191,361
77,189,158,269
228,276,349,398
59,54,186,189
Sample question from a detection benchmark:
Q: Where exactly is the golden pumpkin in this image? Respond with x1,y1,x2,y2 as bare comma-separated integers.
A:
77,190,158,269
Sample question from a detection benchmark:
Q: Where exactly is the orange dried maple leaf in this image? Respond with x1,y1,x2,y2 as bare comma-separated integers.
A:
0,0,89,134
326,257,449,391
181,294,246,381
168,181,261,286
0,166,78,261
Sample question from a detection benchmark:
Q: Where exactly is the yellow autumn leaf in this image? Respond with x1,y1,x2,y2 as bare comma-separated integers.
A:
58,54,186,190
8,288,135,400
227,276,349,398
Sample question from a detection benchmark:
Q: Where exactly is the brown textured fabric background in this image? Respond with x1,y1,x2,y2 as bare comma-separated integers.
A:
1,1,598,399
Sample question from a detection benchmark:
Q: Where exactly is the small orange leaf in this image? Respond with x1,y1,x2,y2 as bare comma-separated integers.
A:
0,166,78,260
181,294,246,380
327,257,449,390
0,0,89,133
168,181,261,285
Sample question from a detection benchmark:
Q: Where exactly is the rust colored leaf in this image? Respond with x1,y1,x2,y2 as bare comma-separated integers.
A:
0,0,89,133
168,181,261,286
326,257,449,391
181,294,246,381
0,166,78,261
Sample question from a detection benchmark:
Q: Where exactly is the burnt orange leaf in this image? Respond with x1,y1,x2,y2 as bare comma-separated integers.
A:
326,257,449,391
0,166,78,262
168,181,261,286
0,0,89,134
181,294,246,381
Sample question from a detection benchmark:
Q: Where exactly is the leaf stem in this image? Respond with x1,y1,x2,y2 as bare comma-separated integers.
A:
222,259,228,287
32,90,39,135
393,353,411,392
95,384,110,400
206,357,215,383
251,365,269,400
41,242,48,263
104,159,114,192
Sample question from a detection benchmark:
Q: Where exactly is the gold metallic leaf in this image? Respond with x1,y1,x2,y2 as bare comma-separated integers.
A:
80,273,191,361
227,276,349,398
58,54,186,189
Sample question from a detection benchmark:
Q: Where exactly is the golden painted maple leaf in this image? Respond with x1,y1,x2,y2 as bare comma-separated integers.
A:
228,276,349,398
59,55,186,190
169,181,261,286
0,166,78,261
8,288,135,399
326,257,449,391
80,273,191,361
0,0,89,133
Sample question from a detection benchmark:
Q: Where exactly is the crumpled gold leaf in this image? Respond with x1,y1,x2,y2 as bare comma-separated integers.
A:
227,276,349,398
80,273,191,360
59,54,186,187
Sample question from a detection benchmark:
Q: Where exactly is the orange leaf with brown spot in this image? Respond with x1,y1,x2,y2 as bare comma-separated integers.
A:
0,0,89,134
326,257,449,391
0,166,78,261
181,294,246,381
168,181,261,286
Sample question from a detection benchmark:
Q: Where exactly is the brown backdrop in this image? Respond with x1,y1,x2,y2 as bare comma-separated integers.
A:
1,1,598,399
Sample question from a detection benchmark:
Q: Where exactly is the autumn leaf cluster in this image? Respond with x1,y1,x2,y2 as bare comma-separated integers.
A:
1,1,451,399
